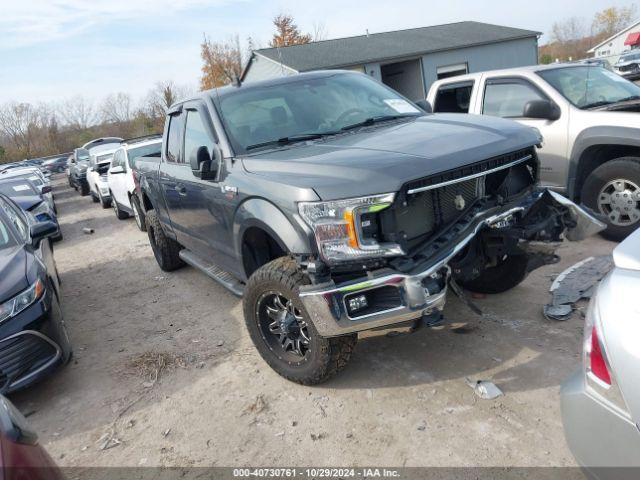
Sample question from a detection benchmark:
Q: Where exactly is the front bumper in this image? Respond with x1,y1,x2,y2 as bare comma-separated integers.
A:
561,370,640,475
0,289,70,393
299,189,605,337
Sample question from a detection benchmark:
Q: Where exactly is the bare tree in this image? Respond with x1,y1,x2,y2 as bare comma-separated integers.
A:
200,34,243,90
0,102,42,159
59,96,96,130
100,93,133,125
312,21,327,42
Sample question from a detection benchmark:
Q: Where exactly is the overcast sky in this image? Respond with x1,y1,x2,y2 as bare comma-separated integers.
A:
0,0,636,104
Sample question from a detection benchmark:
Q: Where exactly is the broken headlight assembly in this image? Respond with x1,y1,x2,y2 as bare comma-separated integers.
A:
0,279,45,324
298,193,404,263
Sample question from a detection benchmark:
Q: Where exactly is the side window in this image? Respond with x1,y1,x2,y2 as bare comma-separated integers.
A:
434,82,474,113
116,150,125,168
0,198,28,242
483,80,545,118
184,110,215,165
166,113,184,163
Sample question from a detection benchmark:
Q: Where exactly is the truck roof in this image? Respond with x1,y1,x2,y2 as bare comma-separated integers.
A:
174,70,360,107
430,63,596,85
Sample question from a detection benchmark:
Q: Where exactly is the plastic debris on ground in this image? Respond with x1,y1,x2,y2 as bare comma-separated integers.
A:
543,255,613,321
465,378,504,400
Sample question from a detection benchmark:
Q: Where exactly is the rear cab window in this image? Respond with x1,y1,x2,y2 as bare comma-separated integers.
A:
166,113,185,163
433,81,474,113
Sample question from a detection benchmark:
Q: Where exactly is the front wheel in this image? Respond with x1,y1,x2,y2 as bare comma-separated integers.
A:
243,257,357,385
79,182,89,196
581,157,640,241
459,254,529,294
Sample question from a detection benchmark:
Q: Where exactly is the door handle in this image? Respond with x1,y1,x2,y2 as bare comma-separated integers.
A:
175,184,187,196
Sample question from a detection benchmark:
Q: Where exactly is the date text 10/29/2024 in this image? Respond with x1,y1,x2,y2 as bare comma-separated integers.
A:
233,468,401,478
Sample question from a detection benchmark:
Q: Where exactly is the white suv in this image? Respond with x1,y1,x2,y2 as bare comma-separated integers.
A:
87,147,118,208
107,136,162,229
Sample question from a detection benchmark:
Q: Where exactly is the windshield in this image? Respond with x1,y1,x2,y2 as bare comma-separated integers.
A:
538,66,640,109
215,72,422,154
127,142,161,169
618,52,640,63
0,181,38,197
0,215,16,249
90,143,120,155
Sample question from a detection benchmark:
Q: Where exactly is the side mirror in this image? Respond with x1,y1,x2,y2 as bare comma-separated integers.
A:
190,146,218,180
522,100,560,121
415,99,433,113
41,185,52,194
30,221,58,247
110,165,125,174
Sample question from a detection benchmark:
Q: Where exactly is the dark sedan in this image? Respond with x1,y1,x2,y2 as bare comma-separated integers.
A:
0,194,71,393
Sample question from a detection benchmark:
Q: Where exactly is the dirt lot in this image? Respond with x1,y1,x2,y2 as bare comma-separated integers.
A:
11,176,617,468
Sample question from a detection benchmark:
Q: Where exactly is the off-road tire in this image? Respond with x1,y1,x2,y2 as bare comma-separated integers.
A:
146,209,184,271
131,194,146,231
79,182,89,196
460,254,529,294
91,192,99,203
581,157,640,241
243,257,357,385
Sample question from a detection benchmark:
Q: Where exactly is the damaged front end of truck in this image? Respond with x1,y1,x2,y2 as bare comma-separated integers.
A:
298,148,606,337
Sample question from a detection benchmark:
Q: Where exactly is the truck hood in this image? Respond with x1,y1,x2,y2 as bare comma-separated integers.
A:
241,114,540,200
0,246,28,303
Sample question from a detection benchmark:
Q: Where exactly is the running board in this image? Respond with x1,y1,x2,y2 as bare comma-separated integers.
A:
179,249,244,297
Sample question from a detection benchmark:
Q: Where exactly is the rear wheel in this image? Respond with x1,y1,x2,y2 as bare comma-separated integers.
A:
131,195,146,231
581,158,640,241
146,209,184,271
243,257,357,385
459,255,529,294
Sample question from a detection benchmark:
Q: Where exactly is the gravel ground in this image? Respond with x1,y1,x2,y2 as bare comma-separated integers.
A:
10,176,617,468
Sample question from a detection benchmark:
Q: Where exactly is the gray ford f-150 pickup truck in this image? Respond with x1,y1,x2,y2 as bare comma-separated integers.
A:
137,71,604,384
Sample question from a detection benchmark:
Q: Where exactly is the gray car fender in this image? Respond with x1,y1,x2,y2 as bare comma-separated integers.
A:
233,198,314,259
568,126,640,199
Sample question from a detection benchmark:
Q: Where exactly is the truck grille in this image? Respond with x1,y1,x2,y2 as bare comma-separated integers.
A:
382,148,536,252
0,333,59,392
619,63,639,72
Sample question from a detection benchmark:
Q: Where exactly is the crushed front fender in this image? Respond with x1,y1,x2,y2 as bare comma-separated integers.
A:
299,189,606,337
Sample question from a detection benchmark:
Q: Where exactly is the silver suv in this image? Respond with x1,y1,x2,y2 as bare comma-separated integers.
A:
427,64,640,240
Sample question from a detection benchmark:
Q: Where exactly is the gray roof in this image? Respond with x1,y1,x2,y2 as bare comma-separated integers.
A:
253,21,540,72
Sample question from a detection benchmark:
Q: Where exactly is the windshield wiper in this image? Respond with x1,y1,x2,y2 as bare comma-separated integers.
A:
582,95,640,109
614,95,640,103
246,132,340,151
581,100,614,109
340,114,417,131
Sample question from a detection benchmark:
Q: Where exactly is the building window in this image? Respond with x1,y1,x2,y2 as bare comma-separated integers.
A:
436,63,468,80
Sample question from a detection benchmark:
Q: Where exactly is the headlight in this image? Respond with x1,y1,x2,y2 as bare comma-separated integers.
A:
0,279,45,324
298,193,404,263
